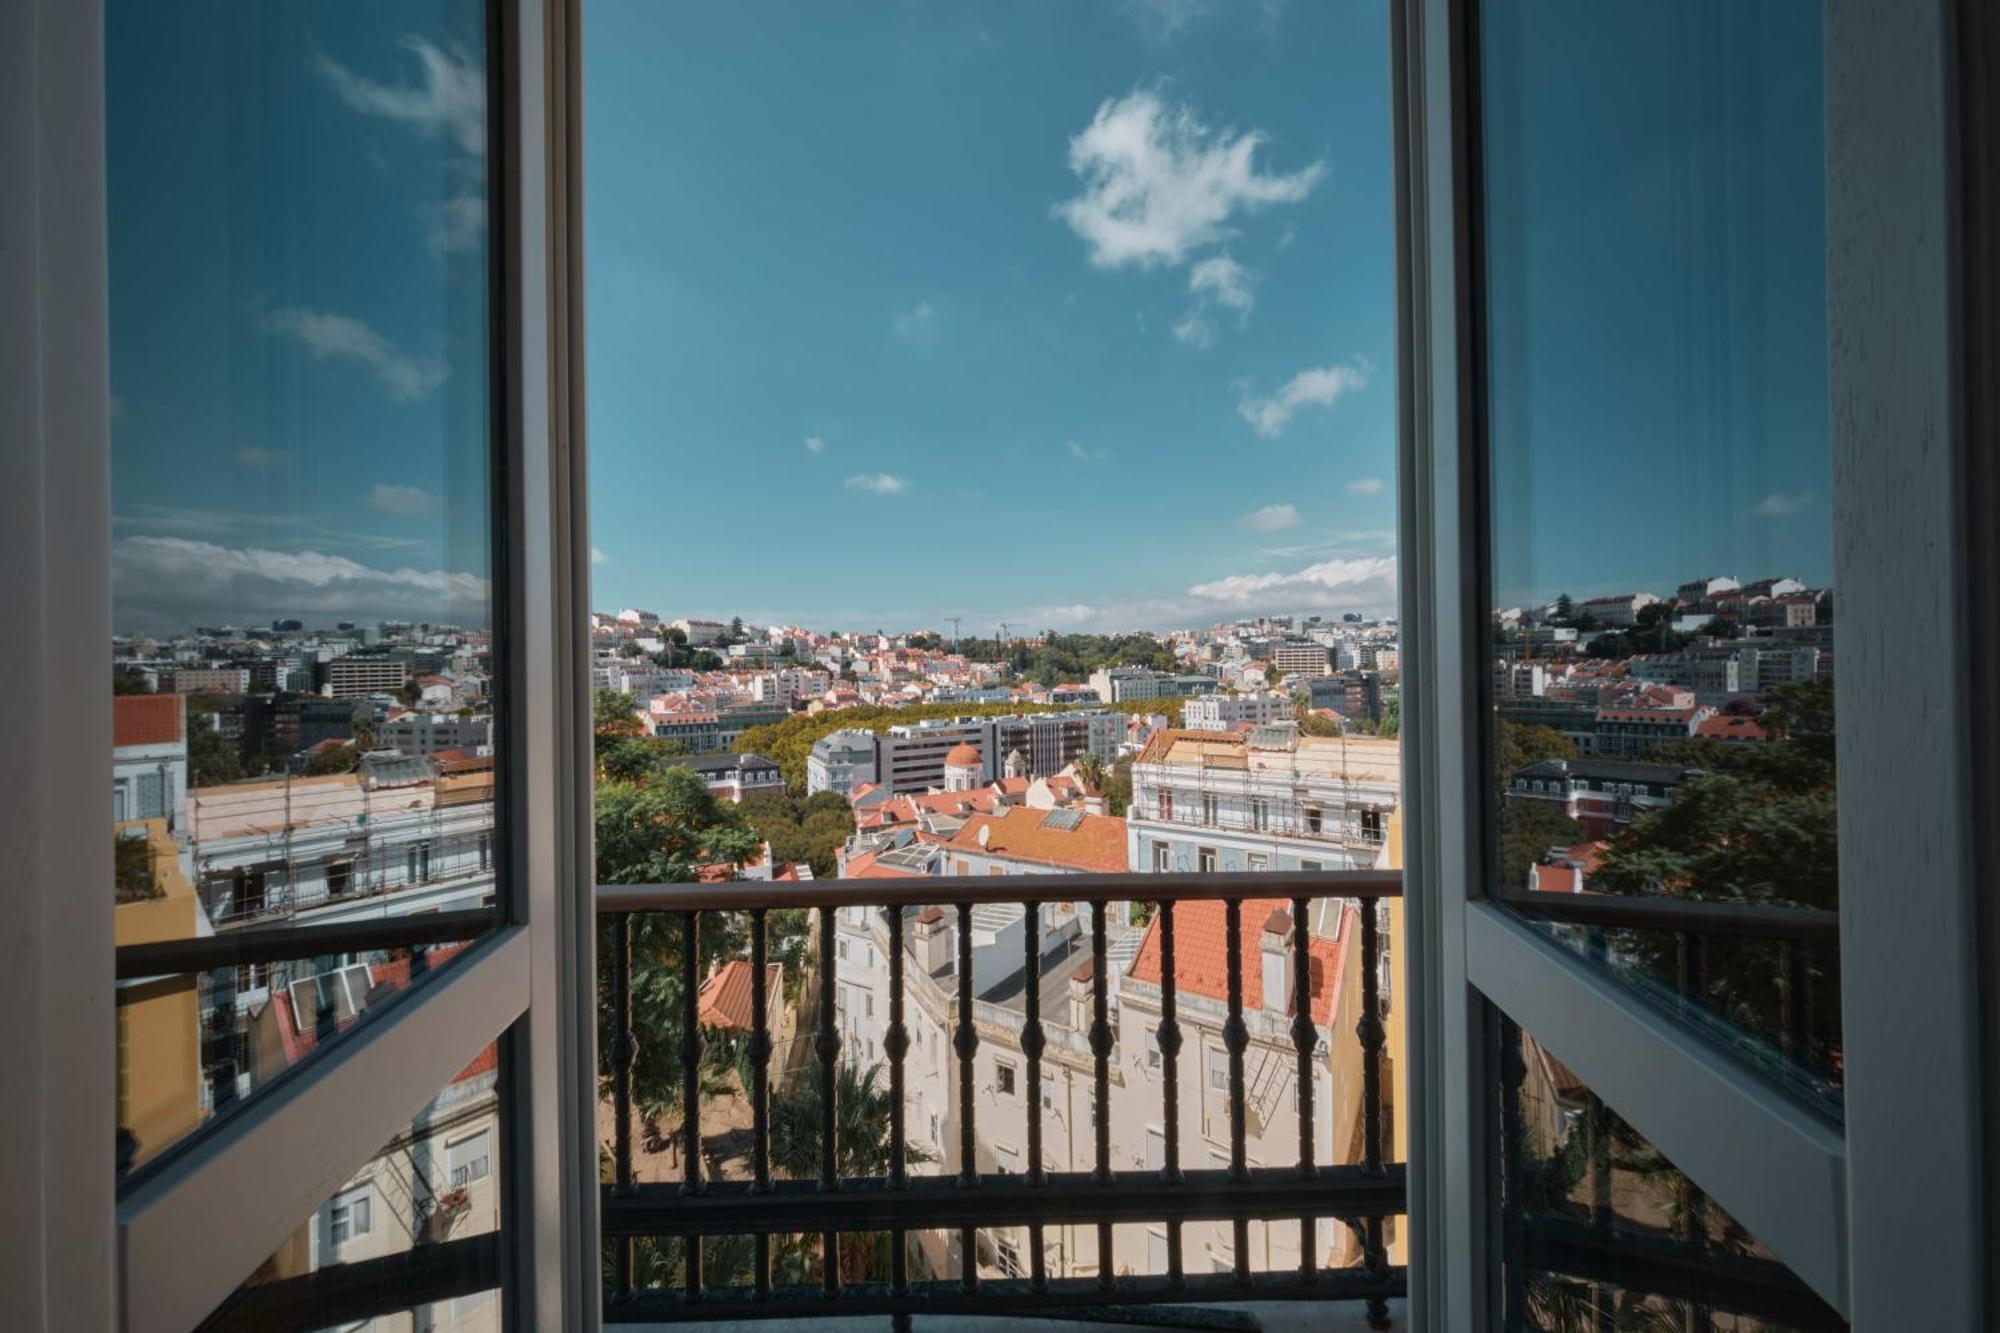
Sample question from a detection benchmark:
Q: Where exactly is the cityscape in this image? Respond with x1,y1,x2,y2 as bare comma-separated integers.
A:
111,564,1835,1297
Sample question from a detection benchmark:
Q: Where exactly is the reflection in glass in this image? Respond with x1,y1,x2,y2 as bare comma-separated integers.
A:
1498,1019,1844,1332
107,0,496,1171
199,1051,504,1332
1477,0,1840,1101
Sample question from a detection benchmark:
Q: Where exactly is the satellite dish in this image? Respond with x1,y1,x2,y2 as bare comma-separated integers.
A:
977,824,991,849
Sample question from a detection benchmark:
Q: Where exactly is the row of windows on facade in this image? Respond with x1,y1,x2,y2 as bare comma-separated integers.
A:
1152,791,1385,840
211,832,491,919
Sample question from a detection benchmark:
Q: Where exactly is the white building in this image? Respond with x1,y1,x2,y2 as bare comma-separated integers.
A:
112,694,187,832
806,729,879,797
379,712,492,757
1125,725,1400,876
1183,692,1294,732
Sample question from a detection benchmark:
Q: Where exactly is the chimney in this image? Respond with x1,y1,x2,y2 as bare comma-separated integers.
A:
1068,959,1094,1031
1260,908,1292,1013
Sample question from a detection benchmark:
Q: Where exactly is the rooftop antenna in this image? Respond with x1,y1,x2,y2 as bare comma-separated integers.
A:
947,616,962,652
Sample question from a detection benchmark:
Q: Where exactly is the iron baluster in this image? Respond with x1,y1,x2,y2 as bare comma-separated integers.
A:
817,904,840,1297
955,902,979,1294
1157,901,1185,1289
1359,900,1389,1329
749,909,772,1299
1089,899,1115,1292
680,911,704,1302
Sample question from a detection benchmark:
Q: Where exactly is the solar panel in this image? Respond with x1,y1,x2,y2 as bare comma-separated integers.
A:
1042,807,1084,831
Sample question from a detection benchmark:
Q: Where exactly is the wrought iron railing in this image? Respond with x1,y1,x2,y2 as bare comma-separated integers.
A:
597,870,1406,1327
1497,884,1841,1111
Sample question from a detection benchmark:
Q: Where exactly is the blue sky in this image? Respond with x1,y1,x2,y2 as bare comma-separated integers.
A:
104,0,1831,638
584,0,1401,633
108,1,491,634
1480,0,1831,611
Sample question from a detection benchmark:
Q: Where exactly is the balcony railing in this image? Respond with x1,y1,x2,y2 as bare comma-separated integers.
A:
596,870,1406,1328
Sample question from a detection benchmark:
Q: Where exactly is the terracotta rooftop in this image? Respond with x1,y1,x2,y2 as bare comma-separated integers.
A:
940,808,1128,874
113,693,183,748
696,959,782,1031
1128,898,1352,1026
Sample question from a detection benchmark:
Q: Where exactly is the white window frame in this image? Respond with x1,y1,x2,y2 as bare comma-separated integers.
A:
2,4,593,1331
1396,1,1980,1328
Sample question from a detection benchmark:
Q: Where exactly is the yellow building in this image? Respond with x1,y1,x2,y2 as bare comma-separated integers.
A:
114,818,205,1170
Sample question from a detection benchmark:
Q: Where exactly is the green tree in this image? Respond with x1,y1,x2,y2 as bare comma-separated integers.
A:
1375,694,1401,739
598,735,688,784
185,701,242,788
1493,719,1585,888
593,688,642,740
1294,693,1341,737
1103,755,1135,817
1553,593,1575,622
112,671,153,695
595,767,762,1131
305,742,360,776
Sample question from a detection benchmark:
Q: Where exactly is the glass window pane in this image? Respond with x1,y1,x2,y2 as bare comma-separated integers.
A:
1477,0,1841,1109
197,1049,504,1332
107,0,498,1169
1497,1018,1843,1331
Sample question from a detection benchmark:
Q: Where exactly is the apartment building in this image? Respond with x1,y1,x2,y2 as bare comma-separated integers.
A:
1126,725,1400,876
112,694,185,831
1592,704,1709,758
1111,897,1376,1277
1183,692,1295,731
322,656,410,699
673,751,785,803
806,728,880,797
166,666,250,695
872,712,1124,794
186,753,495,930
1504,758,1695,838
1271,641,1335,678
1088,666,1220,704
378,712,492,757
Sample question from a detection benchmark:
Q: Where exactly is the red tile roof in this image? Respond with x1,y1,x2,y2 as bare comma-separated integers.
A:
113,693,183,748
1695,714,1770,742
939,808,1129,874
1127,898,1352,1026
841,849,924,879
696,959,782,1031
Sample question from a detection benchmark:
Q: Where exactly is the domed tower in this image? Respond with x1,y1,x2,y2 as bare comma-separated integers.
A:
942,742,982,792
1003,747,1028,781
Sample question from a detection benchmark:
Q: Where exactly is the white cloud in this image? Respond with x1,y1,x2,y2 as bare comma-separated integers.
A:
368,483,442,517
1175,253,1257,348
1753,491,1812,517
1346,476,1385,496
1117,0,1213,39
236,447,291,468
314,37,486,157
1189,554,1398,608
1065,440,1110,462
1238,362,1368,437
1170,312,1214,349
1257,529,1396,560
892,301,936,344
261,305,445,402
803,436,827,454
846,473,909,495
591,547,610,566
1240,503,1300,532
1054,90,1324,270
112,535,488,630
1189,254,1255,313
428,186,485,255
